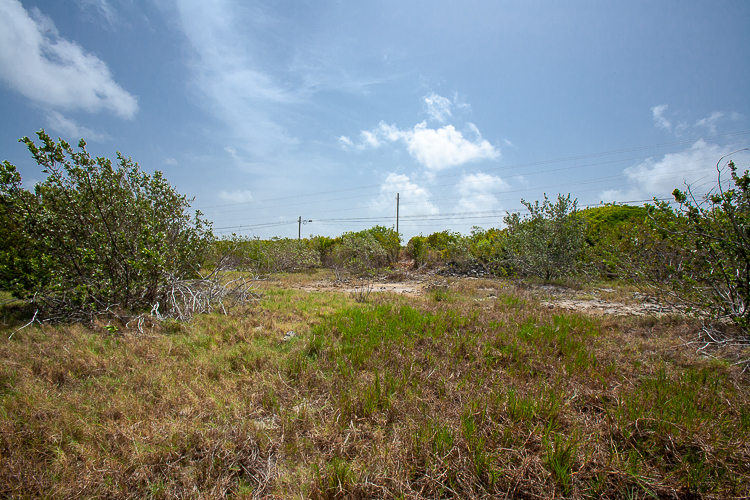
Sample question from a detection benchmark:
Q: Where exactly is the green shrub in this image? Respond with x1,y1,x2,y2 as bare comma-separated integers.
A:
331,231,388,276
578,204,649,277
0,130,214,319
256,238,320,274
502,194,587,280
659,158,749,331
468,226,510,274
308,235,339,266
362,225,401,264
407,230,470,269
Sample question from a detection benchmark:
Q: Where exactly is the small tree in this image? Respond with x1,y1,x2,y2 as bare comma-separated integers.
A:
502,194,587,280
0,130,215,320
665,154,750,332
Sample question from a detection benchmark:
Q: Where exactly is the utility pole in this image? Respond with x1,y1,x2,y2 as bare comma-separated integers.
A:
396,193,399,234
298,217,312,239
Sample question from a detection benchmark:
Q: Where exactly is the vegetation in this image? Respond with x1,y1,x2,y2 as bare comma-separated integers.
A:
1,275,748,498
665,157,749,332
502,194,587,280
1,132,749,497
0,131,245,322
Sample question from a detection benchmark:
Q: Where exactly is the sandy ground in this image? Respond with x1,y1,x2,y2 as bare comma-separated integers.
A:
290,272,684,318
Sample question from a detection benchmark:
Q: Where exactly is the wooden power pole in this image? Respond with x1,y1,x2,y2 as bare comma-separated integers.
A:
396,193,399,234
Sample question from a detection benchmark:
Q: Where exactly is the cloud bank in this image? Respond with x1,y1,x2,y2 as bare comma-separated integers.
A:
0,0,137,118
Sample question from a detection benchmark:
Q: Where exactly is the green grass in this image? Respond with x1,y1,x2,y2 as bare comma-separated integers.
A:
1,275,749,498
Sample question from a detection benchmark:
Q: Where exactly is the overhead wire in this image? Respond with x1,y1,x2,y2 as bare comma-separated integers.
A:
205,136,750,224
209,134,750,235
210,157,722,228
197,129,749,212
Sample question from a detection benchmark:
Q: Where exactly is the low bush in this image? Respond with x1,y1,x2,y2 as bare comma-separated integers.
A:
247,238,321,274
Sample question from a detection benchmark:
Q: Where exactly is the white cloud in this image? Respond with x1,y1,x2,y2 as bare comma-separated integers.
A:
338,136,354,149
164,157,178,166
455,173,510,213
0,0,138,118
599,140,750,202
75,0,118,26
46,111,111,142
404,122,499,170
694,111,724,135
353,120,500,170
174,1,299,158
651,104,671,131
359,130,383,149
424,92,452,122
369,173,438,216
219,189,254,203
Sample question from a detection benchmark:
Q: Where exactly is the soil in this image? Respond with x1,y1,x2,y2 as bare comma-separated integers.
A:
291,261,685,318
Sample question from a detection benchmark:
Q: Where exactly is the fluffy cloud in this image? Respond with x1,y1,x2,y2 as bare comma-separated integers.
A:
0,0,137,118
46,111,111,142
424,92,453,122
651,104,671,131
352,120,499,170
369,173,438,216
405,122,499,170
455,173,510,213
599,140,750,202
219,190,254,203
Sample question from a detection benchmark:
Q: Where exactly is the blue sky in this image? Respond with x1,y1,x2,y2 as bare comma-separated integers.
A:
1,0,749,240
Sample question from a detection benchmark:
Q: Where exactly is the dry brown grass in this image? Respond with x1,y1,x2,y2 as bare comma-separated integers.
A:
1,276,748,499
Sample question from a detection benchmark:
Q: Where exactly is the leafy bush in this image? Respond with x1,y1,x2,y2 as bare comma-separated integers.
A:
660,157,749,331
407,230,468,269
252,238,320,274
331,231,389,277
362,225,401,264
406,235,430,268
0,161,39,296
308,235,339,266
578,204,649,277
0,131,214,320
468,226,509,273
214,237,321,274
502,194,587,280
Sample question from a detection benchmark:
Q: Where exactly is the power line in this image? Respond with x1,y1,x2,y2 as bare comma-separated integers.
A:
213,198,667,235
209,159,718,227
203,137,750,220
196,129,750,211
